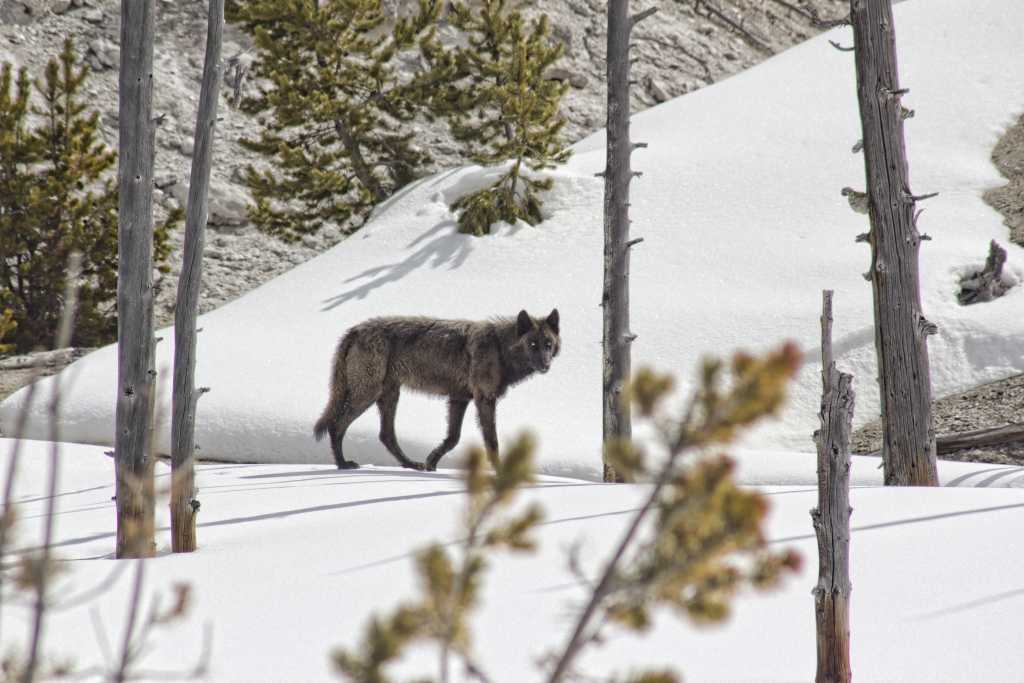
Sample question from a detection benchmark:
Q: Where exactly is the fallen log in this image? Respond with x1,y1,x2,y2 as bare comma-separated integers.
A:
937,422,1024,454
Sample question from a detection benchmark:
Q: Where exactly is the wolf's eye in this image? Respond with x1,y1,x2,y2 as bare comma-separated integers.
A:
545,341,552,349
530,341,538,348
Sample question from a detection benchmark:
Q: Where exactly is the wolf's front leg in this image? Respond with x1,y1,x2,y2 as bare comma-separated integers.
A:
377,385,426,471
474,395,500,469
425,398,470,471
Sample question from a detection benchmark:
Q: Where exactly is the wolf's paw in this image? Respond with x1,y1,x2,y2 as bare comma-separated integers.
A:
403,461,427,472
336,461,360,470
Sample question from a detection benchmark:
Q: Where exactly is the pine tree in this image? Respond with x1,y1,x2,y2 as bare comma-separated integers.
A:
227,0,444,242
0,40,174,354
439,0,571,236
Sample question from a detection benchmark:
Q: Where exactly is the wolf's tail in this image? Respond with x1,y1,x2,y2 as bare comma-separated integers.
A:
314,332,357,442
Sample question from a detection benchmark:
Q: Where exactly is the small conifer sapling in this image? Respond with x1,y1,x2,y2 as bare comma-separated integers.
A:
0,40,174,354
436,0,571,236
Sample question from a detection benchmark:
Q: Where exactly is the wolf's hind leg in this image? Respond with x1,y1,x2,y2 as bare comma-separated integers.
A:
377,385,426,471
474,395,500,469
329,392,376,470
425,398,470,471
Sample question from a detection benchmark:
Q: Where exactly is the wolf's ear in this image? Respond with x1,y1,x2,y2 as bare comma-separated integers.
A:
516,309,533,336
546,308,559,335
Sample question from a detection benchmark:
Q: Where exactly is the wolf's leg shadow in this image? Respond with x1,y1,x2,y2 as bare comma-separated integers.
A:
425,398,470,471
376,385,426,471
329,392,377,470
474,395,500,469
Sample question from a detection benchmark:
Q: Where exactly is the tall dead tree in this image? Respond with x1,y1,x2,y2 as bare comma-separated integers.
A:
848,0,938,486
171,0,228,553
116,0,158,558
812,290,853,683
601,0,656,484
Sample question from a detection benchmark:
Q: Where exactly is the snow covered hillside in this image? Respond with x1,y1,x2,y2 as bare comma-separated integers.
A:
3,439,1023,682
2,0,1023,480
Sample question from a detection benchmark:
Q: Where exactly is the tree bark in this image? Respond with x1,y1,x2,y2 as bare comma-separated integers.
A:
116,0,158,559
601,0,655,484
850,0,938,486
171,0,227,554
812,290,853,683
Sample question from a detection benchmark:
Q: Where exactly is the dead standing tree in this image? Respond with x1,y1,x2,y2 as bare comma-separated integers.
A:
601,0,656,483
844,0,938,486
116,0,159,558
812,290,853,683
171,0,229,554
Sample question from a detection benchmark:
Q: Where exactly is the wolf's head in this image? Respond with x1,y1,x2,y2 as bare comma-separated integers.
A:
516,308,561,374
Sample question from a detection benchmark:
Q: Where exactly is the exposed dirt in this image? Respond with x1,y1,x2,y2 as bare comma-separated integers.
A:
984,112,1024,248
851,373,1024,466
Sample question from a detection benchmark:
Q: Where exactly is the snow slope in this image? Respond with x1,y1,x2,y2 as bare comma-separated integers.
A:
3,0,1024,480
3,438,1023,683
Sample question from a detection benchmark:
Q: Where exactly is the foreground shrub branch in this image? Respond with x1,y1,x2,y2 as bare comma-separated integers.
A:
332,343,803,683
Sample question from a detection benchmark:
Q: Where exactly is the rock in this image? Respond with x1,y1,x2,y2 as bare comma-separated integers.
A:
81,7,102,22
288,252,305,265
568,73,588,89
179,136,195,156
546,66,573,82
301,235,319,249
155,174,178,189
167,181,190,205
101,109,118,128
648,78,671,103
230,166,249,185
88,38,118,69
0,1,33,25
551,23,574,58
203,248,222,259
207,183,250,229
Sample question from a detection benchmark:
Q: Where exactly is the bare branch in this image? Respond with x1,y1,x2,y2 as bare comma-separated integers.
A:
696,0,773,53
797,4,851,28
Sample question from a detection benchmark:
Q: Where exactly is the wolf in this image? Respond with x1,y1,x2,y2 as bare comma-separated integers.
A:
314,308,561,471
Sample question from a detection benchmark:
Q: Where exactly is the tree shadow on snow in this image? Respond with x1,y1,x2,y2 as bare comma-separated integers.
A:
320,219,472,311
770,501,1024,545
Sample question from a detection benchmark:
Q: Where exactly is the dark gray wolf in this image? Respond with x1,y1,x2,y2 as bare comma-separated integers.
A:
314,309,560,471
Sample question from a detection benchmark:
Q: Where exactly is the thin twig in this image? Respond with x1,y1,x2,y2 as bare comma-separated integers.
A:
695,0,773,54
22,251,82,683
546,448,684,683
797,3,850,28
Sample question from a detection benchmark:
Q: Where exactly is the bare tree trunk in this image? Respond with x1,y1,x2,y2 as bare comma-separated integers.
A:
850,0,938,486
601,0,655,484
116,0,158,559
812,290,853,683
170,0,227,554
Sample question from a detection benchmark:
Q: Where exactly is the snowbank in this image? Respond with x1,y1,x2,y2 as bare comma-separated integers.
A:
4,438,1024,682
2,0,1023,479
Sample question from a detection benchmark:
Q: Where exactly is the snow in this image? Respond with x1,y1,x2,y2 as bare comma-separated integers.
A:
3,0,1024,479
2,438,1024,683
3,2,1024,678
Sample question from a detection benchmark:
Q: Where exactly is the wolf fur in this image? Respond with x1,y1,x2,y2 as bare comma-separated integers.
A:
314,309,561,471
